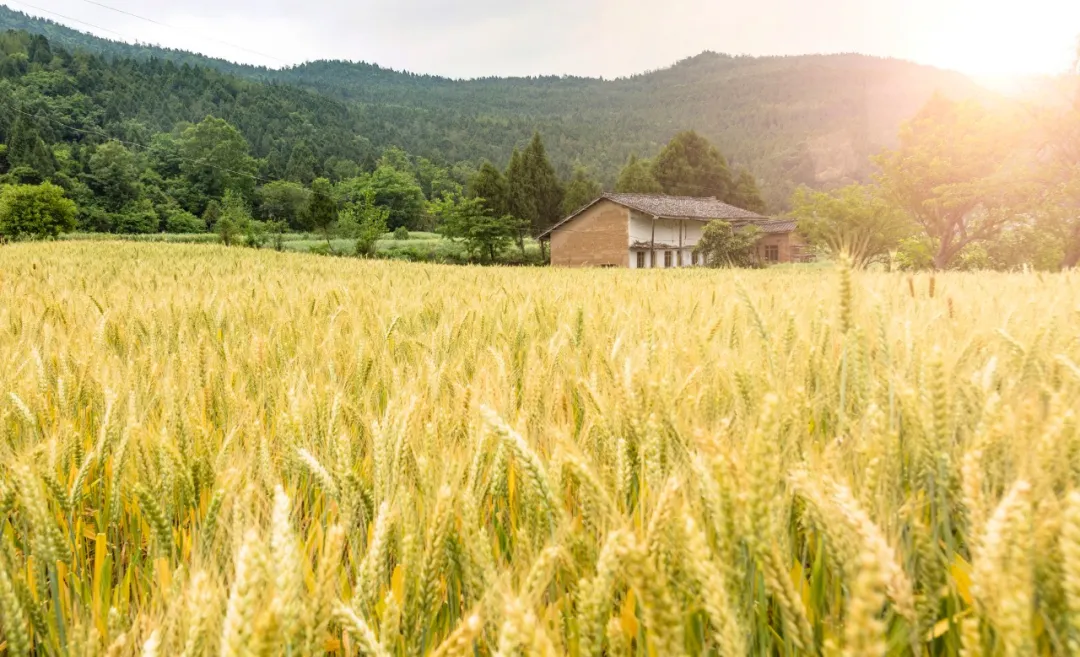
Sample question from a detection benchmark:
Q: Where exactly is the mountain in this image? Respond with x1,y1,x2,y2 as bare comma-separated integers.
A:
0,5,990,208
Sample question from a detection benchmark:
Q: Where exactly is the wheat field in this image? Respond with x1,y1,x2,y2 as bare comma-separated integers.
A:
0,242,1079,656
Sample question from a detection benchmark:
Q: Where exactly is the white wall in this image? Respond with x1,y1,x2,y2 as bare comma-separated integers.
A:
628,213,705,268
628,213,706,248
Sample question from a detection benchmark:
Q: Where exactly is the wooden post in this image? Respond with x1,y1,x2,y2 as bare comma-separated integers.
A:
650,216,656,268
679,219,684,267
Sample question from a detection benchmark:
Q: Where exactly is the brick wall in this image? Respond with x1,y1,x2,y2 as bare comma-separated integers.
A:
550,201,629,267
756,232,804,263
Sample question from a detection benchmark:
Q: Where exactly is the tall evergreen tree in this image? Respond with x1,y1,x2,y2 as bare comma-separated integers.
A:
504,149,536,252
468,161,509,217
562,165,602,214
651,130,734,200
6,113,55,179
728,169,767,213
86,141,139,213
284,141,317,184
521,132,564,230
305,177,339,247
615,154,662,194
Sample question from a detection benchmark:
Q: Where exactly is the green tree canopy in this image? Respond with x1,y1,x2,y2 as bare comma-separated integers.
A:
875,95,1021,270
341,188,390,257
651,130,734,200
562,165,602,215
178,116,257,210
6,113,54,179
433,194,521,262
0,181,77,239
366,165,425,231
86,141,140,213
467,161,509,217
256,180,312,230
728,169,768,214
284,141,317,184
790,184,913,268
305,177,339,246
693,221,760,268
615,154,662,194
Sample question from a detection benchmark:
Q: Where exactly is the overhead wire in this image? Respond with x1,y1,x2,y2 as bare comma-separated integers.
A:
71,0,288,66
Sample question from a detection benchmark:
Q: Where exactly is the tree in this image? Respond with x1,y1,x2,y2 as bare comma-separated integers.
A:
416,157,461,200
257,180,311,230
366,166,425,231
87,141,140,212
615,154,662,194
305,177,339,247
651,131,734,200
201,199,222,231
164,208,204,233
178,116,257,210
790,184,913,268
693,221,761,268
728,169,767,214
113,199,158,234
468,161,510,217
1033,44,1080,268
875,96,1020,270
6,113,54,179
562,165,602,215
284,141,317,184
521,132,564,230
0,182,77,239
504,149,536,252
342,188,390,257
433,194,521,262
216,189,249,247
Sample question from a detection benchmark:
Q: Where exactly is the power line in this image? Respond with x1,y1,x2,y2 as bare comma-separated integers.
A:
6,0,285,66
71,0,287,66
7,0,131,40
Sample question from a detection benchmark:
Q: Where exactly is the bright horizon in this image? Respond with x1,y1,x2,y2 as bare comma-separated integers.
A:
3,0,1078,79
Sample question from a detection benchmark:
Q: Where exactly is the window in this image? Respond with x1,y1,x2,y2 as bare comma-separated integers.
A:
691,251,699,266
765,245,780,263
636,251,647,269
664,251,673,268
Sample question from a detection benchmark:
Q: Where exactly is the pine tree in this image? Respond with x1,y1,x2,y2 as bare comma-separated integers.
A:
521,133,564,231
6,113,55,179
728,169,767,213
615,154,662,194
504,149,536,253
305,177,339,248
468,161,509,217
562,165,602,214
651,131,734,200
284,142,317,185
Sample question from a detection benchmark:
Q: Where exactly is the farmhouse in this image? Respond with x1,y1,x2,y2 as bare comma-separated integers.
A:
539,193,804,268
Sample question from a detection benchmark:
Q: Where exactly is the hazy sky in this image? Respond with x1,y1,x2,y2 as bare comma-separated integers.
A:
7,0,1080,79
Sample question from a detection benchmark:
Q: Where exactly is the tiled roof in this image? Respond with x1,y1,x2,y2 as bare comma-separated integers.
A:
539,193,780,239
604,193,766,221
752,219,798,234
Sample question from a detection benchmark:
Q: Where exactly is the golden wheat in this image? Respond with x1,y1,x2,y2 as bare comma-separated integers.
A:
0,242,1078,655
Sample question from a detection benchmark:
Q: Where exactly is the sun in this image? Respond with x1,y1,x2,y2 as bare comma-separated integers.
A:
914,0,1079,77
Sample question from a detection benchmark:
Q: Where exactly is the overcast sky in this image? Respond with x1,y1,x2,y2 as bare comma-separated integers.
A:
7,0,1080,79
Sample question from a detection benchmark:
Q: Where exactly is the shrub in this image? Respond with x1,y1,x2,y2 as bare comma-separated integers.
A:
164,208,205,233
394,226,410,241
0,182,77,240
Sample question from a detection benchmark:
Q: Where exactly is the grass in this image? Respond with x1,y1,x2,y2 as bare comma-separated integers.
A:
58,231,546,264
0,242,1078,655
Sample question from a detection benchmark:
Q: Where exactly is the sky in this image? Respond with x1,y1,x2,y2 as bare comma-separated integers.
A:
5,0,1080,79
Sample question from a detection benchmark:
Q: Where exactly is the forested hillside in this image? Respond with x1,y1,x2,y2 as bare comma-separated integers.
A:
0,6,989,207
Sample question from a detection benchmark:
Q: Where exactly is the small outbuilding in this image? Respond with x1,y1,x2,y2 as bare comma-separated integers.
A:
539,193,805,268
